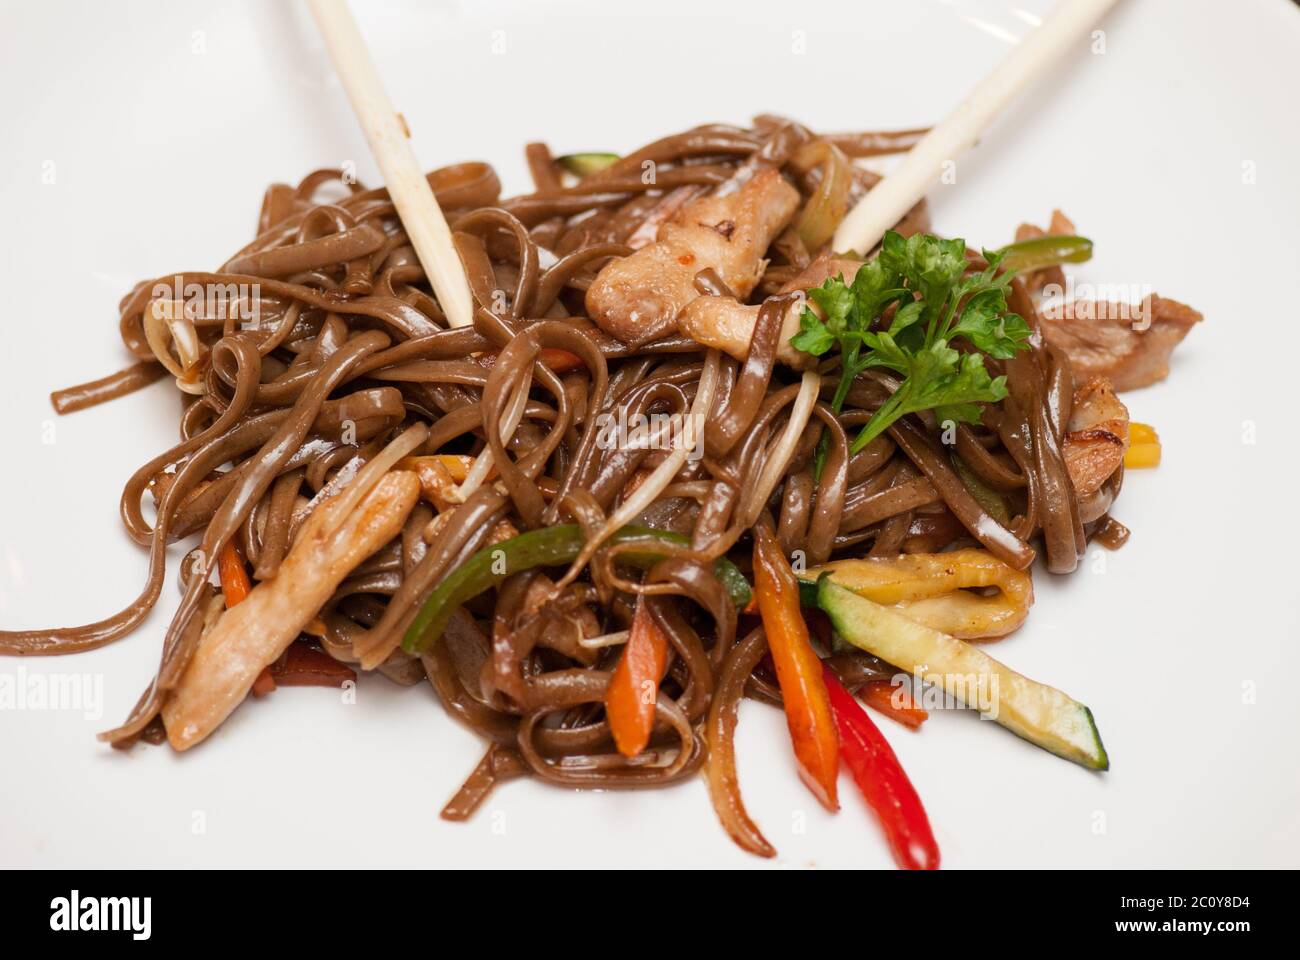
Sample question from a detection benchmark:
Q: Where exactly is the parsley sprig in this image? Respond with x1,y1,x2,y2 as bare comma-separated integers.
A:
792,230,1032,456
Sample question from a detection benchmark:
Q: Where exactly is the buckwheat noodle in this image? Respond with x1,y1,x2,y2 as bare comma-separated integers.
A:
0,117,1123,829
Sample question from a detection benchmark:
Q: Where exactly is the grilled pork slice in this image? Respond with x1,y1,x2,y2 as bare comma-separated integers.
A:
1041,294,1202,391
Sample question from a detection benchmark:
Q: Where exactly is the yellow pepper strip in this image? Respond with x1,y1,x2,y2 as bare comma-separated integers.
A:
808,549,1033,639
1128,422,1158,445
1124,422,1161,468
1124,442,1161,468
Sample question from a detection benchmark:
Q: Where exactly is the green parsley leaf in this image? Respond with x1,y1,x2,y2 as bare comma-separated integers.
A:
887,298,925,337
933,401,988,427
787,229,1036,458
850,258,905,321
790,305,836,356
807,277,855,335
948,288,1031,359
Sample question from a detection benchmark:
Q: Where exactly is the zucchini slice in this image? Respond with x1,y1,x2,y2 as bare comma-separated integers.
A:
816,577,1109,770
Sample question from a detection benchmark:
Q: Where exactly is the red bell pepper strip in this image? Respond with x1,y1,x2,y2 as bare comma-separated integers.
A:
606,596,671,757
272,643,358,687
859,679,929,729
753,523,839,811
823,664,940,870
250,669,277,698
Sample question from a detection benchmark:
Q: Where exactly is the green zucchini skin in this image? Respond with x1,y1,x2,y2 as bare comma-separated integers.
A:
815,577,1109,771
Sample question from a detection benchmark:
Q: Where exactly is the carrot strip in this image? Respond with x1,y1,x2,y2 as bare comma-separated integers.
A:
477,347,585,374
218,541,252,608
858,679,928,729
539,347,585,372
752,522,839,811
606,596,671,758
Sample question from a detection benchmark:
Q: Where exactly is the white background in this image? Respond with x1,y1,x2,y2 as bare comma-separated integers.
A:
1,0,1297,868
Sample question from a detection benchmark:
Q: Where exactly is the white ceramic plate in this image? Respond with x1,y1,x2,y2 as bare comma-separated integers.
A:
2,0,1298,869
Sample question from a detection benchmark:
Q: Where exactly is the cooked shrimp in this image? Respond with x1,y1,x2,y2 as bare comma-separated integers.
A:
1062,376,1129,497
586,168,799,345
162,469,420,750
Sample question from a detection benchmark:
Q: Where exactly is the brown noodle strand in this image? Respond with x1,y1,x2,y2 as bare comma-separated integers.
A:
0,119,1133,857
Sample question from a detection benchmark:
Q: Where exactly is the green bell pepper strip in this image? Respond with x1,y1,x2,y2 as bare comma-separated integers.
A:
401,524,752,655
995,234,1093,273
555,152,620,177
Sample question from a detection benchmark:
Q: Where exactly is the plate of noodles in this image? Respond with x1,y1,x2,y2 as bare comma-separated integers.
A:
2,0,1298,869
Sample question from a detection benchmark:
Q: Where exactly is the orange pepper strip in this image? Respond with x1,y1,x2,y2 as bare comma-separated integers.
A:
606,596,671,758
858,679,928,730
752,523,839,811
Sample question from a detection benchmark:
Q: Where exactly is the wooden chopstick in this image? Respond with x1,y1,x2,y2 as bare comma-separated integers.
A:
307,0,474,328
833,0,1120,255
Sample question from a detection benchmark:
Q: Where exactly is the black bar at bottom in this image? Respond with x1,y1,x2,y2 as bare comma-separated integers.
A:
0,867,1281,945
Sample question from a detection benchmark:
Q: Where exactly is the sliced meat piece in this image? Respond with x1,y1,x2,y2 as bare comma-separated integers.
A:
1062,377,1129,498
1046,210,1075,234
679,251,866,365
625,185,707,250
585,168,799,345
1041,294,1202,391
162,470,420,750
677,295,811,367
776,251,865,294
